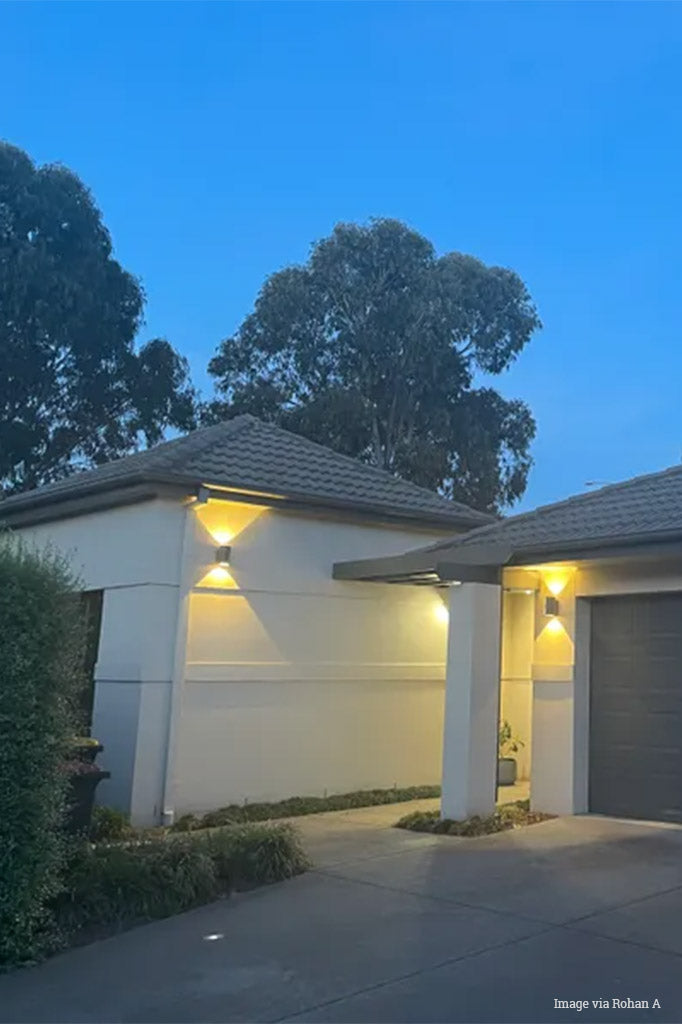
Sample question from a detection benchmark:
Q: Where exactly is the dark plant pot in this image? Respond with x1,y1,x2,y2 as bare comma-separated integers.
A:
65,769,110,834
497,757,517,786
72,742,103,764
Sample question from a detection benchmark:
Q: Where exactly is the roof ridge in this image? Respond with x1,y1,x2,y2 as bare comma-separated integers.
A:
0,412,491,529
251,417,492,522
529,459,682,515
151,415,257,472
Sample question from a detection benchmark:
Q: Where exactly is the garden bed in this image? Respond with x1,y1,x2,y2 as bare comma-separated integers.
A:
53,821,310,949
171,785,441,832
395,799,554,837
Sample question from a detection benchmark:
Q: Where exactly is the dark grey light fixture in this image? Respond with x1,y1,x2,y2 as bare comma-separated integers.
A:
215,545,232,566
544,595,560,616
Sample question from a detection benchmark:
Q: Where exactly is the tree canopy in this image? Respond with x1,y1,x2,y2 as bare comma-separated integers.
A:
0,142,196,493
208,218,541,512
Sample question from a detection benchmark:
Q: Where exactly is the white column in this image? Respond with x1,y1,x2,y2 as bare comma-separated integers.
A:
92,583,179,824
441,582,502,820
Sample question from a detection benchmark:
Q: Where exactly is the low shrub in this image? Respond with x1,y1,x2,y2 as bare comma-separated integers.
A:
89,806,134,843
172,785,440,832
54,822,309,939
395,799,554,837
206,823,311,886
56,837,218,934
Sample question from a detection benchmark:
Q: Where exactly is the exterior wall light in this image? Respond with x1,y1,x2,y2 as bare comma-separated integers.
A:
544,595,560,617
434,602,449,624
215,545,232,566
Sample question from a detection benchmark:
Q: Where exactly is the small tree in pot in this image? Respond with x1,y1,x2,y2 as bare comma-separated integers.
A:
498,720,525,786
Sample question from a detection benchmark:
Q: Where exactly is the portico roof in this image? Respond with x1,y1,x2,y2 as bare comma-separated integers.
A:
333,461,682,582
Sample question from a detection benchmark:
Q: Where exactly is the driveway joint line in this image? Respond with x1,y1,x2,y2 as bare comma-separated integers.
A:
311,866,557,928
560,919,682,962
557,879,682,927
272,923,559,1023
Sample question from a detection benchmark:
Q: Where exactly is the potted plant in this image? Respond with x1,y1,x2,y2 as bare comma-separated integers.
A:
63,737,110,833
498,720,524,786
70,735,104,764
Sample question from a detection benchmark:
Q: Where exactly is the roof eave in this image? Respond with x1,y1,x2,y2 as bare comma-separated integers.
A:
505,527,682,566
333,543,511,584
0,470,485,533
333,527,682,584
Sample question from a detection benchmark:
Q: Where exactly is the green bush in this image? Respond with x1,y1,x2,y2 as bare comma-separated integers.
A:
89,806,133,843
0,538,85,966
205,823,311,885
55,822,309,938
395,799,554,837
172,785,441,832
56,837,219,934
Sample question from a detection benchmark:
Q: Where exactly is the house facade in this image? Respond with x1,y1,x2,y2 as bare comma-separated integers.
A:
337,468,682,825
6,415,681,828
1,416,489,825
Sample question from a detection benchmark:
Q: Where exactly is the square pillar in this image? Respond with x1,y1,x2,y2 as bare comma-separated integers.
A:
441,582,502,820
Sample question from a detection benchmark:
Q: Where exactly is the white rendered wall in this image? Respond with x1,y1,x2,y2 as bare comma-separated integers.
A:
16,494,453,822
14,500,185,822
499,590,534,781
172,501,451,815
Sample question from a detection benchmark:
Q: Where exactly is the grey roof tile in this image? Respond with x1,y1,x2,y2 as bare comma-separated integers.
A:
0,415,492,529
419,461,682,562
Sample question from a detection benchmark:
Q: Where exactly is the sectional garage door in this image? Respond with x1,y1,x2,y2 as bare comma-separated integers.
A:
589,592,682,823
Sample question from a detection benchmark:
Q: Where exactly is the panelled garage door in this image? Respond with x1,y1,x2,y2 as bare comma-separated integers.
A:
590,592,682,823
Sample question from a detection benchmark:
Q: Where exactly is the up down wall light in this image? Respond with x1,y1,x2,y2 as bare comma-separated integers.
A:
544,595,560,617
215,545,232,567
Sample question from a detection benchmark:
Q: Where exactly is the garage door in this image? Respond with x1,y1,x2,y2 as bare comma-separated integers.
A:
590,592,682,823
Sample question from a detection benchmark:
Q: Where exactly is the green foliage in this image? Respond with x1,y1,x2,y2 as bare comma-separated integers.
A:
0,141,197,493
207,218,541,512
0,537,84,965
89,806,133,843
56,838,218,934
205,823,311,885
55,823,309,937
395,799,553,837
498,719,525,757
171,785,441,832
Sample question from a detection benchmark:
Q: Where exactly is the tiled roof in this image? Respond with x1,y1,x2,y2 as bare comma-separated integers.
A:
421,461,682,562
0,415,492,529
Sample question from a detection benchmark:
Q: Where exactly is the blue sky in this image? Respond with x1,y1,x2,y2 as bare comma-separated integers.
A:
2,1,682,510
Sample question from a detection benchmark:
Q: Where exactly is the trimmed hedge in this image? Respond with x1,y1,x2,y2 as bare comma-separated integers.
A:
0,538,85,966
172,785,441,832
55,823,310,937
395,799,554,837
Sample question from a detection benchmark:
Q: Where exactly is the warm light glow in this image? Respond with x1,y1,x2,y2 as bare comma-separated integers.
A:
212,530,234,546
208,566,231,582
537,566,574,597
198,565,237,589
434,602,449,624
543,616,565,635
192,498,267,590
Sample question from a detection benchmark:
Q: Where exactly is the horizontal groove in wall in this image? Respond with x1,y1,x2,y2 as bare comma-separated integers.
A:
93,677,172,686
185,661,445,683
191,585,434,602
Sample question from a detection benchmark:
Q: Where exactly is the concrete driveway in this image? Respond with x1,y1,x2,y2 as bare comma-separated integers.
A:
2,805,682,1023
